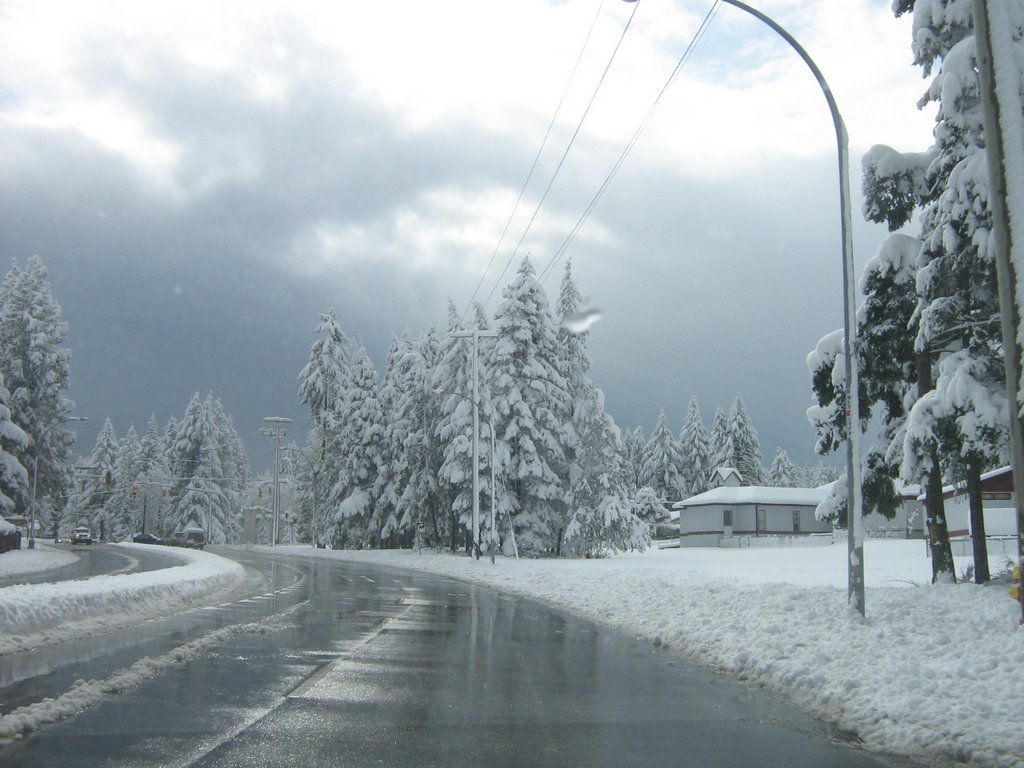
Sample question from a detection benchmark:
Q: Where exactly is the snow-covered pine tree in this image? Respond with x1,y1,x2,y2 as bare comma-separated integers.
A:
0,256,75,527
433,300,500,552
166,394,231,542
324,347,382,549
0,373,28,519
563,384,649,557
68,418,119,539
298,308,353,426
491,258,571,555
898,0,1017,583
641,410,684,500
394,329,450,548
725,395,764,485
631,486,667,529
621,426,647,493
679,397,710,495
103,426,142,540
766,448,799,488
370,337,409,548
708,406,733,476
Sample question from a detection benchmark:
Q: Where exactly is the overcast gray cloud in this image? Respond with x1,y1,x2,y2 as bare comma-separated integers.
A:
0,0,934,470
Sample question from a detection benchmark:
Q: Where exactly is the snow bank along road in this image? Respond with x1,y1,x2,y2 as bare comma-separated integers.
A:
0,543,245,656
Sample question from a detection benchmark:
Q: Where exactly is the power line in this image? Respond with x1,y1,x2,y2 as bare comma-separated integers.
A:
462,0,609,322
477,0,644,312
538,1,722,286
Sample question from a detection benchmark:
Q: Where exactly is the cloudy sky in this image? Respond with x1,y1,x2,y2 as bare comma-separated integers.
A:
0,0,934,472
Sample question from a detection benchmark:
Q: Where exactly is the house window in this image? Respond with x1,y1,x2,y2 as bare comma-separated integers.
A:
792,511,801,532
756,508,766,534
723,509,733,527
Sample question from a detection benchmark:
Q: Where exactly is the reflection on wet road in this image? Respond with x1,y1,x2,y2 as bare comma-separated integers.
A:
0,549,921,768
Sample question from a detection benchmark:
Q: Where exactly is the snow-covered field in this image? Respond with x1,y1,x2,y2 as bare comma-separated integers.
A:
0,542,244,655
274,540,1024,768
1,538,1021,766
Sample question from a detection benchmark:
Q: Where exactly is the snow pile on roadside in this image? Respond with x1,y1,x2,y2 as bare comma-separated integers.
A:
274,541,1024,768
0,542,77,579
0,544,244,655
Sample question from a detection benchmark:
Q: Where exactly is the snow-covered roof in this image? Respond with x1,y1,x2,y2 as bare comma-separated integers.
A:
674,485,829,509
925,465,1013,500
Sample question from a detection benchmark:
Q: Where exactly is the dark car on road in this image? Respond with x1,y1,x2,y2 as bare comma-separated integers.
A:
131,532,163,545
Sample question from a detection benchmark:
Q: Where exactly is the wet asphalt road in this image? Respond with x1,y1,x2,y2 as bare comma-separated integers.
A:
0,548,925,768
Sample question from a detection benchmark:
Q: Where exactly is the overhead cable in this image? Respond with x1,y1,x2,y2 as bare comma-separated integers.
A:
538,1,722,286
479,0,643,312
461,0,609,321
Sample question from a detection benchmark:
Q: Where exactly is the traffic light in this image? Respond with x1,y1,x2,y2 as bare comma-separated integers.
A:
1012,564,1022,604
130,483,138,498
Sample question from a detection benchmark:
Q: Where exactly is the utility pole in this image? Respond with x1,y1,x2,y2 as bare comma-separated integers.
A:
261,417,291,546
450,328,498,555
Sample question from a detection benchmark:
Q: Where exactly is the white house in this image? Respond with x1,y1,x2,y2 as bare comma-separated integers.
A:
673,469,832,548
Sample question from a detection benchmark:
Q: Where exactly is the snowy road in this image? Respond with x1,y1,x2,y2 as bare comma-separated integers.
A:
0,548,921,768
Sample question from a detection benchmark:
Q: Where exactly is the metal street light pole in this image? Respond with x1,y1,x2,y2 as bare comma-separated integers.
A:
624,0,864,614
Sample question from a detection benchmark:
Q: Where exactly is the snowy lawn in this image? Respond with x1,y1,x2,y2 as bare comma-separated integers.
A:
0,543,245,655
271,540,1024,768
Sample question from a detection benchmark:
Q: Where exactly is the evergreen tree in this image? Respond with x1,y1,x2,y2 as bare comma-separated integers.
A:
491,258,571,555
433,301,499,552
298,308,353,426
166,394,231,542
104,425,142,540
708,406,732,474
394,330,450,548
0,373,29,518
0,256,75,526
899,1,1015,584
621,426,647,493
68,418,119,538
371,337,409,548
679,397,711,495
324,347,382,548
632,486,667,528
563,384,649,556
642,411,684,499
766,448,800,488
725,395,764,485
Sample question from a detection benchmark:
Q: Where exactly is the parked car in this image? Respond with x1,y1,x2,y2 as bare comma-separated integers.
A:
131,532,163,545
71,526,93,545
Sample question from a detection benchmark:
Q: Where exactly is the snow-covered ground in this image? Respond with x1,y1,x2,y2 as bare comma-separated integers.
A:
1,538,1021,766
272,540,1024,768
0,542,77,579
0,542,244,655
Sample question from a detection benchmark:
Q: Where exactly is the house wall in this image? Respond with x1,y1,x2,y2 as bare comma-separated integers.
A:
944,493,1016,537
679,503,831,547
